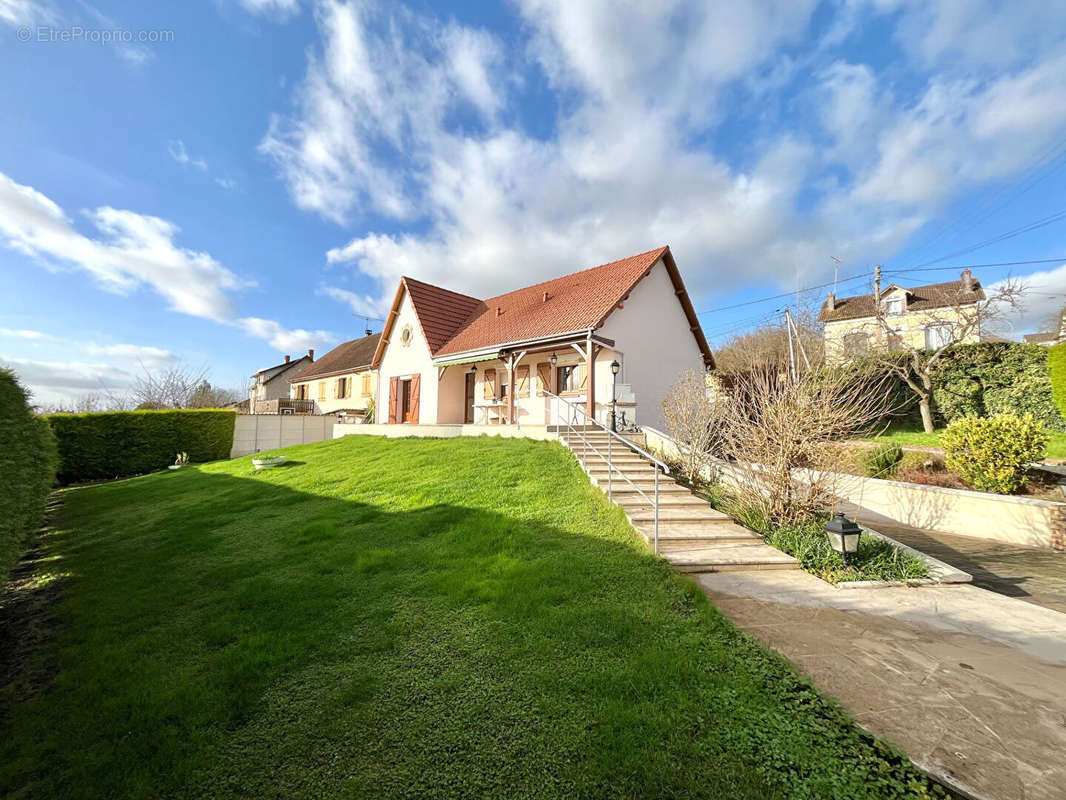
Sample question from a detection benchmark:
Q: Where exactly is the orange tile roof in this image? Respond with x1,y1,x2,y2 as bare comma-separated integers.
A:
373,246,714,367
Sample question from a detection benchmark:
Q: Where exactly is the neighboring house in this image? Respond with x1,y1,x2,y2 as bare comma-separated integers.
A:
249,351,314,414
1023,307,1066,346
370,246,714,431
819,269,985,363
289,332,381,415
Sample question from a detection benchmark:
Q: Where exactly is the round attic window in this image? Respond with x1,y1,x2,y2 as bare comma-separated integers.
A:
399,324,413,347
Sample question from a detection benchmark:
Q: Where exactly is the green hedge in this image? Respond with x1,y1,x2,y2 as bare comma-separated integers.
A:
931,342,1066,431
0,370,58,580
1050,342,1066,420
45,409,236,485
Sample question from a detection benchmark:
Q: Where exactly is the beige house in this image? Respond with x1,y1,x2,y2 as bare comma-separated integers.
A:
368,246,714,432
289,333,381,416
249,351,314,414
819,269,985,363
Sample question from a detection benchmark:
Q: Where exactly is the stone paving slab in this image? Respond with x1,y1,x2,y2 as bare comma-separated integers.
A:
698,570,1066,800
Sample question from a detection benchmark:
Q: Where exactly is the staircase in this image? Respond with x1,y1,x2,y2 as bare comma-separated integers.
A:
561,430,798,573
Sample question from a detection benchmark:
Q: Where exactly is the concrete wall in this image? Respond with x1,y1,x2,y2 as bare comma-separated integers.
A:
334,423,559,441
231,414,338,457
599,259,707,431
376,291,439,424
642,426,1066,551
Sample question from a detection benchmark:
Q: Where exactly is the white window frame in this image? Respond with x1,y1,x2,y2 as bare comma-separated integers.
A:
885,298,903,316
924,324,953,350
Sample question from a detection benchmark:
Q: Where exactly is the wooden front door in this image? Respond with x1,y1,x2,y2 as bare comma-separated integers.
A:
400,380,412,423
464,372,475,423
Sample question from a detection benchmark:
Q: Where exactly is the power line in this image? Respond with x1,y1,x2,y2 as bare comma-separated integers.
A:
917,207,1066,266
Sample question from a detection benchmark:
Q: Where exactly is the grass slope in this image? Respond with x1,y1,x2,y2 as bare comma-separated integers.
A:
0,436,945,799
865,421,1066,459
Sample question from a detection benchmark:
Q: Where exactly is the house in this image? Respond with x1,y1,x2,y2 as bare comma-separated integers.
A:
289,332,381,416
249,351,314,414
369,246,713,431
1023,307,1066,346
819,269,985,363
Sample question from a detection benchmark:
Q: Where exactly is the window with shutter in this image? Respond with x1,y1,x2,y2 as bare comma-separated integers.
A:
536,362,551,396
361,373,371,396
409,374,421,422
483,368,496,399
318,381,327,401
516,365,530,397
557,365,579,393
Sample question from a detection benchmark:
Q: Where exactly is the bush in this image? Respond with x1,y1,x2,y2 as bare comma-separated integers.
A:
1049,342,1066,419
932,342,1065,431
0,369,58,579
861,443,903,478
45,409,236,484
941,413,1048,494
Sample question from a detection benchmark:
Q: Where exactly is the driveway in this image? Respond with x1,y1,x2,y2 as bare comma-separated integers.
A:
699,571,1066,800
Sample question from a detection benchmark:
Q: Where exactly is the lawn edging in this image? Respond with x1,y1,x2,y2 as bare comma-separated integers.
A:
839,525,971,588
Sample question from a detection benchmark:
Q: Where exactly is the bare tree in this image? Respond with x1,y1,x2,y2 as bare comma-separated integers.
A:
714,310,824,375
131,362,210,409
187,381,241,408
870,278,1025,433
715,365,897,526
661,370,728,483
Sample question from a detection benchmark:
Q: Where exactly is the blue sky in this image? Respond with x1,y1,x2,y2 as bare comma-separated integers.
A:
1,0,1065,406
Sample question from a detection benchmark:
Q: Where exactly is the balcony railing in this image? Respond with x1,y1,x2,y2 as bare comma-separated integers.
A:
253,398,318,415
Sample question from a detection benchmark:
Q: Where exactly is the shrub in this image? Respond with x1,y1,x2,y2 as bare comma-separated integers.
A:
861,443,903,478
932,342,1065,431
45,409,236,484
940,413,1048,494
0,369,58,579
1049,342,1066,419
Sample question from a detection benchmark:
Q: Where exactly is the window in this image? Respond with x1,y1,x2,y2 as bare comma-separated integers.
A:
557,365,580,393
336,377,348,398
294,384,307,400
925,324,953,350
885,298,903,315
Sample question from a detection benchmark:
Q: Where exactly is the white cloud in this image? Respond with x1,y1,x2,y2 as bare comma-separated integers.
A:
168,139,208,171
0,357,137,407
0,0,55,26
318,285,386,318
215,177,238,191
0,328,51,340
991,264,1066,338
83,342,178,369
0,170,247,320
234,317,335,352
239,0,301,19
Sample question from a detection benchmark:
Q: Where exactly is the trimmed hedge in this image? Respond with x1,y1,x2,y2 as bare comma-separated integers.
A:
1050,342,1066,420
0,369,58,580
45,409,236,485
931,342,1066,431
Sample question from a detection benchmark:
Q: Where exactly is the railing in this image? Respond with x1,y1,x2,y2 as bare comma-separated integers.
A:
544,390,670,553
254,398,318,415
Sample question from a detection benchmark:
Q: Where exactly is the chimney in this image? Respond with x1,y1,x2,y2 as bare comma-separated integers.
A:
496,306,503,316
826,291,836,311
307,349,314,360
542,291,549,302
365,328,372,337
284,355,291,364
960,268,974,291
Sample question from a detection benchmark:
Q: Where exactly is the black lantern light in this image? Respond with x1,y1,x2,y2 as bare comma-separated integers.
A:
609,360,621,431
497,349,508,362
824,512,862,565
550,352,557,366
610,360,620,375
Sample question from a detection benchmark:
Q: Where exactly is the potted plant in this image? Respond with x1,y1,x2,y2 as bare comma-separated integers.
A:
168,452,189,470
252,450,287,470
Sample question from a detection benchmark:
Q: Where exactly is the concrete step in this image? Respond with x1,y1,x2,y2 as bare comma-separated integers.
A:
628,507,732,523
663,542,800,573
586,463,660,476
612,492,709,508
588,475,689,493
640,523,762,549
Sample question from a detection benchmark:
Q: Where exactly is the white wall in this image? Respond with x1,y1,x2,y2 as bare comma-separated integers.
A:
231,414,337,457
376,291,438,424
599,259,706,430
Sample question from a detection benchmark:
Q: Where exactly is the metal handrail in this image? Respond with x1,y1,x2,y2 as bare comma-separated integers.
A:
544,389,666,553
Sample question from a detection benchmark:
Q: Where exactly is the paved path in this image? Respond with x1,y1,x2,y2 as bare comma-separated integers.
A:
875,524,1066,614
699,570,1066,800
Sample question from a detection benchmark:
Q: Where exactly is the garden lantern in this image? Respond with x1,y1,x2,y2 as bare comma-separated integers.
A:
609,360,620,432
550,352,557,366
610,360,620,376
824,513,862,565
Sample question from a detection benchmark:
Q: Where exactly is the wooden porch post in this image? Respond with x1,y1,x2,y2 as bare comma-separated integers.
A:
508,356,516,425
585,331,596,423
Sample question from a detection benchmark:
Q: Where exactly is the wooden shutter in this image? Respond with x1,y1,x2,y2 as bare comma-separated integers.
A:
409,374,421,422
577,364,587,392
516,366,530,397
318,381,327,401
483,368,496,399
362,373,371,396
388,376,399,423
536,362,551,396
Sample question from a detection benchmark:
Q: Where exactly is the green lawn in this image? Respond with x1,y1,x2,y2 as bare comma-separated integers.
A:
0,436,945,799
865,421,1066,459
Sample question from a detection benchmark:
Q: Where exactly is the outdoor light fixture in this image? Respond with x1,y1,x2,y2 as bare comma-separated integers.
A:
824,512,862,565
610,360,620,375
497,349,508,361
469,364,477,373
609,360,621,432
550,352,557,366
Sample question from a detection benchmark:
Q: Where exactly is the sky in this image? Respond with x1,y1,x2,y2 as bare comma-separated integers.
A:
1,0,1065,407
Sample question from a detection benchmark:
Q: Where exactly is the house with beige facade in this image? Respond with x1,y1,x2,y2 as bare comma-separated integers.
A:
366,246,714,432
289,332,381,416
819,269,986,363
249,351,314,414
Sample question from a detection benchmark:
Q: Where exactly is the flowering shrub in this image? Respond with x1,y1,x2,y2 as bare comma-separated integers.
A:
941,413,1047,494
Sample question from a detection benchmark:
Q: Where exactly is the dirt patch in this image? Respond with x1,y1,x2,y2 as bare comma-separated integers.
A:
0,500,67,726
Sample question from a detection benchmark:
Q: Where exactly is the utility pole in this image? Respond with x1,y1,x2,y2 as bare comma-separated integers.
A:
785,308,797,382
785,308,811,372
874,264,882,300
831,256,841,296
